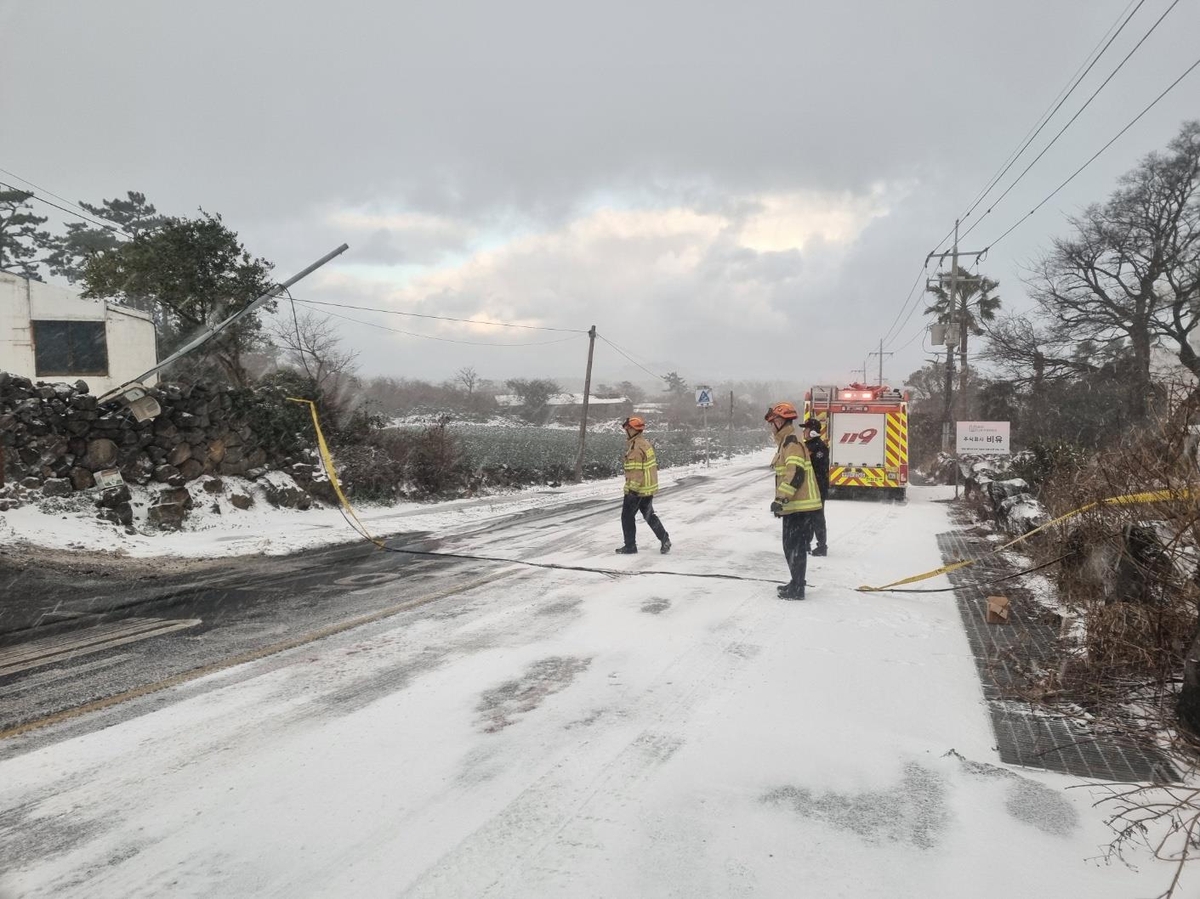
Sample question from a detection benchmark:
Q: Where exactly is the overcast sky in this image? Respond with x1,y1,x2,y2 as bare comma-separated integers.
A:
2,0,1198,393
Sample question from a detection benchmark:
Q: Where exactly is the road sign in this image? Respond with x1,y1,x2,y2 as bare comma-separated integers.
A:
695,387,714,408
956,421,1010,455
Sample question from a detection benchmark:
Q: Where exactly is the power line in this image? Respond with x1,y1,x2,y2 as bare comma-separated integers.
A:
289,296,586,333
925,0,1145,260
307,303,584,348
955,0,1147,233
597,334,667,382
0,180,127,237
981,51,1200,252
881,262,930,348
0,166,109,225
959,0,1182,243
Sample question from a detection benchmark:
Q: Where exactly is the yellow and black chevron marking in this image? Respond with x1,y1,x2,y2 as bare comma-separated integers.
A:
885,411,907,471
831,466,889,488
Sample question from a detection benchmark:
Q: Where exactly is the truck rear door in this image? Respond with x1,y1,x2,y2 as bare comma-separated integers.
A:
829,413,887,468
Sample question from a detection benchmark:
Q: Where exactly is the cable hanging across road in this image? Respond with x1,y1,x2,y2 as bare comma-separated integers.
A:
596,334,668,382
300,303,585,347
288,296,587,333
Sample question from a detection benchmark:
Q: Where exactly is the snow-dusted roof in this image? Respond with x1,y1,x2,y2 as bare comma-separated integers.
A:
494,393,630,407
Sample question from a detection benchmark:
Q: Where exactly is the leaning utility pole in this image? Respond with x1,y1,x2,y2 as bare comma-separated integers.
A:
925,220,986,451
573,325,598,483
868,338,893,385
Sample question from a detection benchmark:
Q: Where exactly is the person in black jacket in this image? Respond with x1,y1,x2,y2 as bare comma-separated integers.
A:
803,417,829,556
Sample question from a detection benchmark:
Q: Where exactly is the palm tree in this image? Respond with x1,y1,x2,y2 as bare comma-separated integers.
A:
923,265,1001,335
924,266,1001,422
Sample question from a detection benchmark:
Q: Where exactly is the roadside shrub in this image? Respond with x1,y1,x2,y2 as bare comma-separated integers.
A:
1008,439,1084,492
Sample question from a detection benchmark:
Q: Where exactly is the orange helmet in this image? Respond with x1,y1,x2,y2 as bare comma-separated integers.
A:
623,416,645,432
764,402,798,423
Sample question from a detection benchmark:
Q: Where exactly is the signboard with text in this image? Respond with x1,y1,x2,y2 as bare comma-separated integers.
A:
695,387,714,408
956,421,1010,455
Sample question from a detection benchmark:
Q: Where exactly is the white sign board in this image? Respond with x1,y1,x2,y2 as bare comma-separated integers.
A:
695,387,714,408
94,468,126,490
956,421,1011,455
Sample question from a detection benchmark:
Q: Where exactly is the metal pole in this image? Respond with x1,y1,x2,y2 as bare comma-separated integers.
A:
573,325,597,483
100,243,350,401
703,405,709,467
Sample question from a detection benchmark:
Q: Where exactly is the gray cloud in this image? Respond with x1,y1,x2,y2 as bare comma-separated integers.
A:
3,0,1198,387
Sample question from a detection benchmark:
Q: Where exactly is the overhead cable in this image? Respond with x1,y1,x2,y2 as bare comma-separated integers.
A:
307,303,584,347
0,181,127,237
597,334,668,382
959,0,1183,243
289,296,586,333
925,0,1148,258
981,51,1200,252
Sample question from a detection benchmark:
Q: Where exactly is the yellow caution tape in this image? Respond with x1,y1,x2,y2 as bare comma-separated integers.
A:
857,486,1194,593
286,397,386,549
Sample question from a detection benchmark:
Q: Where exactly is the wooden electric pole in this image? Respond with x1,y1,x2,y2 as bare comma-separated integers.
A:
868,338,893,385
925,220,986,451
573,325,597,483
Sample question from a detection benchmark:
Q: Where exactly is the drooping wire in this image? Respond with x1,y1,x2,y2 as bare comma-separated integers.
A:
288,296,586,333
980,51,1200,252
597,334,668,382
309,303,584,347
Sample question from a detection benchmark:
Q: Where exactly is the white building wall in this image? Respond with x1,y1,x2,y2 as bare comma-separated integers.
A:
0,272,157,394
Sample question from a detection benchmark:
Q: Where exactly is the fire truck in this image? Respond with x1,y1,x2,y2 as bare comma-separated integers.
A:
803,383,909,500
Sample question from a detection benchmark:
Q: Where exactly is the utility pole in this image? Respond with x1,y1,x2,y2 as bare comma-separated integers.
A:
573,325,597,483
925,220,986,452
868,338,893,386
852,363,868,382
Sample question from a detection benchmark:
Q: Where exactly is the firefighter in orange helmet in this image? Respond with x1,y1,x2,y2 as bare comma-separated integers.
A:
615,416,671,554
765,402,823,599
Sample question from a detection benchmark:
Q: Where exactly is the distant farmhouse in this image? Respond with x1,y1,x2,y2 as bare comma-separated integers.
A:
0,271,157,394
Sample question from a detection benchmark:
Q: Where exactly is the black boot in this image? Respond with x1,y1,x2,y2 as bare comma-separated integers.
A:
615,545,638,554
660,539,671,554
777,583,806,600
811,546,827,557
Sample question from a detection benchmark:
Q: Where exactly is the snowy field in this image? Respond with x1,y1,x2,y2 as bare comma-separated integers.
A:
0,460,1185,898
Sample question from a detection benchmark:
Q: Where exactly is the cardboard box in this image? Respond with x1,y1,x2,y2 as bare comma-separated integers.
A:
986,596,1011,624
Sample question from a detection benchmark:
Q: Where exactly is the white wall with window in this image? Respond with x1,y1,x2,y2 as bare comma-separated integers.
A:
0,271,157,394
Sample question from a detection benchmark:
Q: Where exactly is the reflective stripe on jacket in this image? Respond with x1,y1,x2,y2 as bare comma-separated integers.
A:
772,423,822,513
624,434,659,496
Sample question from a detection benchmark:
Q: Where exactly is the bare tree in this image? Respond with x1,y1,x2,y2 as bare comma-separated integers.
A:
1024,120,1200,420
272,308,359,398
455,366,480,397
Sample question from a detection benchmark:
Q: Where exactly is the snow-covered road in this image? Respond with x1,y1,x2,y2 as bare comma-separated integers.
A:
0,458,1171,897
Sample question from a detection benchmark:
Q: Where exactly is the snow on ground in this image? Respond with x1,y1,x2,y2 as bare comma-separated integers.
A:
0,469,1188,898
0,457,731,560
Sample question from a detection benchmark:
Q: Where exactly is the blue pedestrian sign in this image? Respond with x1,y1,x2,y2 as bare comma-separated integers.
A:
695,387,714,408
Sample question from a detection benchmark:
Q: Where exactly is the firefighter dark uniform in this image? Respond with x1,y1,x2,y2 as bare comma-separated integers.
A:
615,417,671,554
803,418,829,556
766,403,822,600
